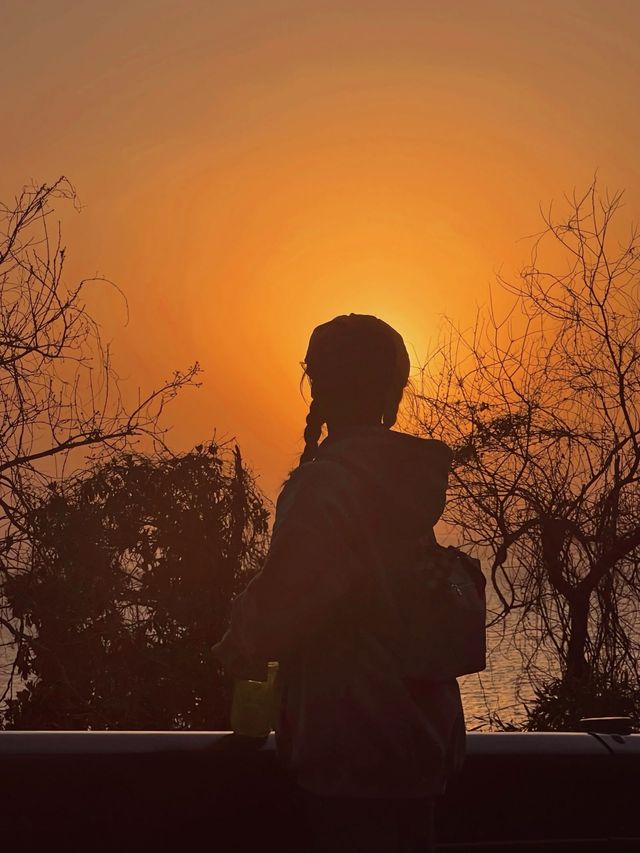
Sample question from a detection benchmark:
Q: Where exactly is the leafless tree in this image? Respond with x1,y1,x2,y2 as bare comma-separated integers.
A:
0,178,199,704
412,181,640,699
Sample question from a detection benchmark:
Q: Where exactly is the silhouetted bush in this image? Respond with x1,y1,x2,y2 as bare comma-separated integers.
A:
2,443,269,730
0,177,198,722
524,671,640,732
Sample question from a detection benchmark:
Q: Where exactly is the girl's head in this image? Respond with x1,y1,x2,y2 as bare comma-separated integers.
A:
300,313,410,464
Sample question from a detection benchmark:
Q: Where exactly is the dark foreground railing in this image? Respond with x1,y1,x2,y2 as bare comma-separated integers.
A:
1,730,639,852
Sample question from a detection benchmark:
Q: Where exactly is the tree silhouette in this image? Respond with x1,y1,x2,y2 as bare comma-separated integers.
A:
0,177,198,716
413,181,640,726
2,444,269,729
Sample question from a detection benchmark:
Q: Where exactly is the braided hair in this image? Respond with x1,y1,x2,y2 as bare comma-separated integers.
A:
300,397,325,465
299,314,410,465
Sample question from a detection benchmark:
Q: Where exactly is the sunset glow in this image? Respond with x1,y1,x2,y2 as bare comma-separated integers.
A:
4,1,640,494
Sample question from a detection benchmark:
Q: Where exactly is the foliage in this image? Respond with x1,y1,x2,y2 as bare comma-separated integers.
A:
524,670,640,732
0,177,198,720
413,181,640,705
1,443,269,729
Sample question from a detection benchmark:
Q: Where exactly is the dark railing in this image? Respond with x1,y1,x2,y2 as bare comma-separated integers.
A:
1,730,639,852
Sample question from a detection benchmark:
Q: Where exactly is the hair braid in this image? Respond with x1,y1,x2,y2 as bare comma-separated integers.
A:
300,397,324,465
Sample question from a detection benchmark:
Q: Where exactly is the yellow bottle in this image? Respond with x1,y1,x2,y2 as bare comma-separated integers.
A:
230,661,279,738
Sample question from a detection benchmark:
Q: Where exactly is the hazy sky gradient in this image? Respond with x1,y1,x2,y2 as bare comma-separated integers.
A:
3,1,640,494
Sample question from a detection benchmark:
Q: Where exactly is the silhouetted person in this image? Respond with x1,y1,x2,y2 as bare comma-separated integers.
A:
214,314,464,852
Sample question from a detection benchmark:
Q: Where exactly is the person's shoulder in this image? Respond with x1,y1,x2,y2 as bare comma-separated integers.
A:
421,437,453,467
422,436,452,455
275,457,358,517
389,431,453,471
279,457,355,496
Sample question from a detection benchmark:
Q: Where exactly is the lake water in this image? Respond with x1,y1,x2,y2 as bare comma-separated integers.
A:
459,624,533,729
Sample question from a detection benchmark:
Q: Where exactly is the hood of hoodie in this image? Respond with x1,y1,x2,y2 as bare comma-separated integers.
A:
315,425,452,538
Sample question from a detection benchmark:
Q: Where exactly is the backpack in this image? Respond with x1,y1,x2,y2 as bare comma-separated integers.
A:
321,453,487,682
389,533,487,681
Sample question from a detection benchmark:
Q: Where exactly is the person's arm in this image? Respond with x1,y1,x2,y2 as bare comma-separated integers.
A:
212,461,361,677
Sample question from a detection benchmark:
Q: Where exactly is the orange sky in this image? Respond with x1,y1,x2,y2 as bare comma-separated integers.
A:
3,1,640,496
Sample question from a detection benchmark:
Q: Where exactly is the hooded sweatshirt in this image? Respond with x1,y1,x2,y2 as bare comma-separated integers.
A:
213,425,465,798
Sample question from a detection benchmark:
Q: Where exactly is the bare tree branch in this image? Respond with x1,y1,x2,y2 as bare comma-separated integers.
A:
412,178,640,697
